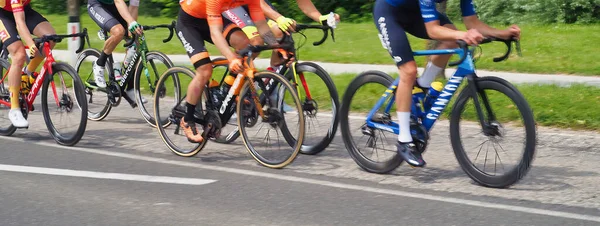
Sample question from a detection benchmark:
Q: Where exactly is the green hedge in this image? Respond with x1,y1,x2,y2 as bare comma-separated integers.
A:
30,0,600,24
447,0,600,24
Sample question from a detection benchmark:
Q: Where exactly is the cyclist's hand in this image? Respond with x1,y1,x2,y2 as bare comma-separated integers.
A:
319,12,339,28
462,29,484,45
276,48,289,60
229,58,244,74
27,41,38,57
128,21,143,36
500,24,521,40
276,16,296,34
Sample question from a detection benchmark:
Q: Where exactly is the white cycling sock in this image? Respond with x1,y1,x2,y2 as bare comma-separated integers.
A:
417,62,443,88
397,111,412,143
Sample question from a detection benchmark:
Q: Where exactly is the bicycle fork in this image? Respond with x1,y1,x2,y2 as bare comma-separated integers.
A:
465,74,499,136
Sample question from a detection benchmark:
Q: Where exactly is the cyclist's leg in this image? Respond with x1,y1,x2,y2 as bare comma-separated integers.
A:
0,10,29,127
222,6,262,52
26,5,55,75
374,0,425,167
267,19,285,69
88,0,127,87
175,9,212,143
407,12,457,88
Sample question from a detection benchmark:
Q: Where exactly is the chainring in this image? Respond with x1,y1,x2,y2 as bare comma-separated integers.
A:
107,82,122,106
203,110,222,139
410,120,429,154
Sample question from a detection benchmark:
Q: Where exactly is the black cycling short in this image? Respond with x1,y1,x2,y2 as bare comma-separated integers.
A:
373,0,452,66
176,8,241,68
87,0,128,35
0,5,48,47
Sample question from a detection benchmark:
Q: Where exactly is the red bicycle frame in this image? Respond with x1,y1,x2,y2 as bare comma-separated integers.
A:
0,42,60,111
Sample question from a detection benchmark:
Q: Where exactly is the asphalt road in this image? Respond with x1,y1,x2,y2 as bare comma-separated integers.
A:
1,104,600,225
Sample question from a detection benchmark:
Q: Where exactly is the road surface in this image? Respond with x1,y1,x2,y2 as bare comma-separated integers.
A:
1,104,600,225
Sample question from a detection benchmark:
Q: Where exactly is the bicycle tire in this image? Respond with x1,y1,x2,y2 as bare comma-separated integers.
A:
0,58,16,136
154,66,206,157
75,48,112,121
450,76,536,188
134,51,174,128
237,71,304,168
41,62,88,146
340,70,402,173
281,62,339,155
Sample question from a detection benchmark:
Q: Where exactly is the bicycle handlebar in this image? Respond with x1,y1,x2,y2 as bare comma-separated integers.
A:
294,24,335,46
31,28,88,59
448,37,520,67
237,43,295,65
124,21,177,47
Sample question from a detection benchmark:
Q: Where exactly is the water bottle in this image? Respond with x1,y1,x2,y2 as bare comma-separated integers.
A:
424,81,443,110
221,75,235,95
113,62,123,81
412,86,426,111
123,45,136,68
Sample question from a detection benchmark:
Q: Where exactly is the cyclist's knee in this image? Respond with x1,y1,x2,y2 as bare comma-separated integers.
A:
228,31,250,51
8,44,26,66
110,25,125,39
398,62,418,80
439,40,458,49
195,63,213,81
270,25,283,39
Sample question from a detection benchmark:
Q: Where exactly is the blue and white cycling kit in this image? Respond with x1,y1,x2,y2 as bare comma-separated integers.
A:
374,0,477,66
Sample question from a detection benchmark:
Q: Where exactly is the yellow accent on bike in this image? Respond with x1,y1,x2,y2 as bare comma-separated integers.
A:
431,81,444,92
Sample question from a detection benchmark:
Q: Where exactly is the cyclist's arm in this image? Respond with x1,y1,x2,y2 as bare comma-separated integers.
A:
12,3,35,49
260,0,282,21
424,21,464,41
462,16,499,36
129,0,140,20
463,16,519,40
249,1,278,45
114,0,136,24
295,0,321,22
420,1,463,41
207,1,237,60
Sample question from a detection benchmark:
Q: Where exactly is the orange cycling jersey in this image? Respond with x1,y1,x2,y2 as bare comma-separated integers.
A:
0,0,30,12
180,0,265,26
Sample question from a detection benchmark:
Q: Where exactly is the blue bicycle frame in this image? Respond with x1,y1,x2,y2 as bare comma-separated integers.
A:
365,48,476,134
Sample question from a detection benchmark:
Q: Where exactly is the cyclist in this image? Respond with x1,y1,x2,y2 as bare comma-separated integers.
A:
176,0,281,143
1,0,56,128
223,0,340,70
87,0,143,101
373,0,520,167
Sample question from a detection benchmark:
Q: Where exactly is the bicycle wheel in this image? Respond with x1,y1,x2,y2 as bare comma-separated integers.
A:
211,58,241,144
75,48,112,121
134,51,174,128
41,62,88,146
450,76,536,188
0,58,16,136
340,70,402,173
282,62,339,155
237,71,304,168
154,66,206,157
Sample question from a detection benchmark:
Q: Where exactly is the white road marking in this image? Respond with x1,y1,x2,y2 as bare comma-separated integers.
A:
0,163,216,185
1,136,600,223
